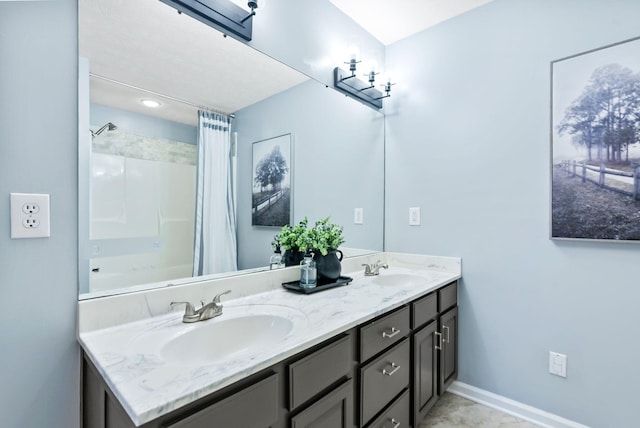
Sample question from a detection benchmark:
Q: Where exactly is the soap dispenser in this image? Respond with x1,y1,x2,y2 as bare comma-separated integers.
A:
270,246,284,270
299,252,317,288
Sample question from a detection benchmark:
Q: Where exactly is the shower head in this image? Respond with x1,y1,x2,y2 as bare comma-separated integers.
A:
91,122,117,137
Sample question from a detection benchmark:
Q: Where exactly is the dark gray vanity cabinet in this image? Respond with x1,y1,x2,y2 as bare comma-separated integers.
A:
288,334,355,428
358,306,412,427
412,320,439,421
166,374,279,428
290,379,353,428
81,280,459,428
411,281,459,425
440,306,458,392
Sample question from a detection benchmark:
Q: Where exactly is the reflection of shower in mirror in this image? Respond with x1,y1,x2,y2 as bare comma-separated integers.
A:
91,122,117,138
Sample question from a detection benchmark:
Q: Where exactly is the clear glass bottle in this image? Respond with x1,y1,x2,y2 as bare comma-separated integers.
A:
299,252,317,288
270,246,284,270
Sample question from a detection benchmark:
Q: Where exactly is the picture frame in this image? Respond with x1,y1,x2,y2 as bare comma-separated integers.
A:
551,36,640,242
251,133,293,227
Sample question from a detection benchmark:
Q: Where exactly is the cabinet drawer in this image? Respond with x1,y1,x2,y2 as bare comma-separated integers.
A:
289,334,352,410
360,306,410,362
290,379,353,428
412,292,437,329
166,373,278,428
361,338,410,426
367,389,410,428
438,281,457,312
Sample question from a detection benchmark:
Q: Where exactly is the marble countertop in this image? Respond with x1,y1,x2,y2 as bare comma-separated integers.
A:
79,258,461,426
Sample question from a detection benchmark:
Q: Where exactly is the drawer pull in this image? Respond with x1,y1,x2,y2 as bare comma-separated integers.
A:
389,418,401,428
443,325,450,343
382,362,400,376
434,331,442,350
382,327,400,339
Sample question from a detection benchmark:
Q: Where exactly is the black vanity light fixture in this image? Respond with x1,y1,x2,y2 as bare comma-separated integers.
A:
334,54,395,110
159,0,259,41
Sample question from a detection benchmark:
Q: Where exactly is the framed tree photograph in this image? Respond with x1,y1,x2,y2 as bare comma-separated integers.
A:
251,134,292,227
551,36,640,242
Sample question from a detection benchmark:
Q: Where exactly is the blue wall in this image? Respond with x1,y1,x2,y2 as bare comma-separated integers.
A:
0,1,79,427
385,1,640,426
234,79,385,269
248,0,385,88
91,103,197,144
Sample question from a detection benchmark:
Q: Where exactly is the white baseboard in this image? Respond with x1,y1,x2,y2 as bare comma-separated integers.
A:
447,381,590,428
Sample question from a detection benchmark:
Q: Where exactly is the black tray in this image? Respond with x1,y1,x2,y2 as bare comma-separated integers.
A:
282,276,353,294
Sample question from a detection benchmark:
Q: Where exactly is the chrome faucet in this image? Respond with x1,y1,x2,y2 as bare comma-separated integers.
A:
362,260,389,276
171,290,231,323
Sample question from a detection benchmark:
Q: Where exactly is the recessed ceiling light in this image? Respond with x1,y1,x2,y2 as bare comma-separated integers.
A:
141,99,161,108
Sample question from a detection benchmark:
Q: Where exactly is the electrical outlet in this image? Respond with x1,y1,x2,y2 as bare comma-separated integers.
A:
10,193,50,239
549,351,567,378
354,208,364,224
409,207,421,225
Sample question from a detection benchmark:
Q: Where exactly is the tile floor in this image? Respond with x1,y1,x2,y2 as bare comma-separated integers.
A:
419,393,541,428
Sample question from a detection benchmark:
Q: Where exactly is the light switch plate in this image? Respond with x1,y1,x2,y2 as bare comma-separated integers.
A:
549,351,567,378
10,192,51,239
354,208,364,224
409,207,421,226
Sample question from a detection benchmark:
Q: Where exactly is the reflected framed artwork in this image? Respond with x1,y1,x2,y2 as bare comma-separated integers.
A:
551,36,640,242
251,133,292,227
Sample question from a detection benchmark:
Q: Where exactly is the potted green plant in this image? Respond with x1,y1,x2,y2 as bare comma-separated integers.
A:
276,217,312,266
275,217,346,274
308,217,345,282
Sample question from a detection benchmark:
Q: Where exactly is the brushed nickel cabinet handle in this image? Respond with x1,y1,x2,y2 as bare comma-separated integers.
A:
390,418,401,428
382,362,400,376
434,331,442,350
443,325,450,343
382,327,400,338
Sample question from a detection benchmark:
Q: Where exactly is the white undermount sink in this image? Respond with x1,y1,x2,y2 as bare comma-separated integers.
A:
161,304,308,365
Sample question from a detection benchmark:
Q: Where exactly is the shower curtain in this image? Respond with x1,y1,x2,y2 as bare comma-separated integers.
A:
193,111,238,276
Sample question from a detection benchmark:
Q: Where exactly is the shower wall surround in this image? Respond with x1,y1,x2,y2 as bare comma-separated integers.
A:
90,129,196,293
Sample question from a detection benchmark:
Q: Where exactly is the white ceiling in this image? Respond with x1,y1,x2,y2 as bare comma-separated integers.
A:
79,0,309,125
80,0,494,127
329,0,495,45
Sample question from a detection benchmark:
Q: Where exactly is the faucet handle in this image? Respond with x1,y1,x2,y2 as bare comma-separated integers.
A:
170,301,196,316
212,290,231,304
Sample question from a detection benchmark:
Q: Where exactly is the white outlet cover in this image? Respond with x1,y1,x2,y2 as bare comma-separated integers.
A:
354,207,364,224
10,193,50,239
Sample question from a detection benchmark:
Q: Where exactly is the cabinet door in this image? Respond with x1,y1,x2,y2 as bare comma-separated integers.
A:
439,307,458,393
413,320,438,424
166,373,279,428
290,379,353,428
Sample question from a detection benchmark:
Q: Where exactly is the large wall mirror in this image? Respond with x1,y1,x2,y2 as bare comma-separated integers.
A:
78,0,384,299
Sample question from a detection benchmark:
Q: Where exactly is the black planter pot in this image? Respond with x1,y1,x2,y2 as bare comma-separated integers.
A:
283,249,305,267
314,249,343,283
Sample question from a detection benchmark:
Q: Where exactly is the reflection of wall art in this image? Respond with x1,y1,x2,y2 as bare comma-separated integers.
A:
251,134,292,227
551,36,640,242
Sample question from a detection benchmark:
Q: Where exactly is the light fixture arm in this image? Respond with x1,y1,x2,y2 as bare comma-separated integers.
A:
240,0,258,23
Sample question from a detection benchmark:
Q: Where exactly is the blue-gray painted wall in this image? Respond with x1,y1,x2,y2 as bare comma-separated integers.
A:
0,2,379,426
4,0,637,426
248,0,385,88
91,103,197,144
0,1,79,427
234,79,385,269
385,1,640,426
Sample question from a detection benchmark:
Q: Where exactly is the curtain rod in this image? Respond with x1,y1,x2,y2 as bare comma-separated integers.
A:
89,73,235,118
